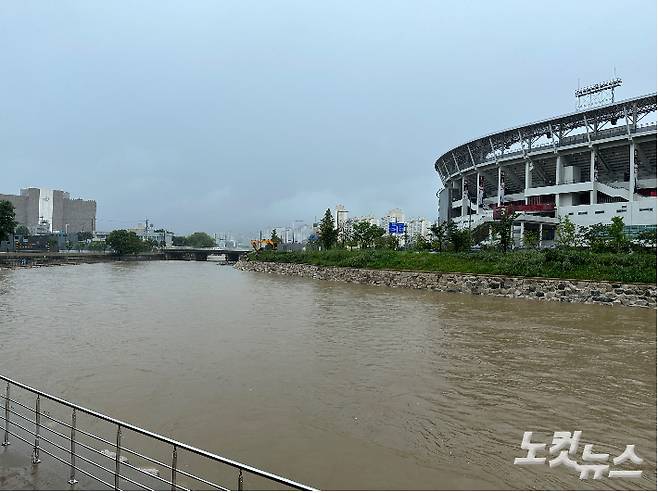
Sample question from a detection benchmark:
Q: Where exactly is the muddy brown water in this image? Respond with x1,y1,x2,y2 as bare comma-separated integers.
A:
0,261,655,490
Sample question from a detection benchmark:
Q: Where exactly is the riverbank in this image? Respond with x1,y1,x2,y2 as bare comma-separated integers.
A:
235,259,657,308
0,251,164,269
246,249,656,283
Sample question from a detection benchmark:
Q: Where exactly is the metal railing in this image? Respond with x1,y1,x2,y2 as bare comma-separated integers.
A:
0,375,314,491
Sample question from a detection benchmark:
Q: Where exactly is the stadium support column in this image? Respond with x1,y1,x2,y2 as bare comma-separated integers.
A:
524,161,531,205
590,149,597,205
555,155,563,213
519,221,525,247
497,167,502,206
476,171,481,213
629,141,636,201
461,176,467,217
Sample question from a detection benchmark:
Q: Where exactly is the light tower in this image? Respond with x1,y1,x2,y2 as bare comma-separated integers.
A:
575,77,622,110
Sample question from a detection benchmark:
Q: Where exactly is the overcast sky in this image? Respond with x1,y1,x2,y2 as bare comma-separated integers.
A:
1,0,656,235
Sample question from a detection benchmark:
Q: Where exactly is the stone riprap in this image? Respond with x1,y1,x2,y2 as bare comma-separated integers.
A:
235,260,657,309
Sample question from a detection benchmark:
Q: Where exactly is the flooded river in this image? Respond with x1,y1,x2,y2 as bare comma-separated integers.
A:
0,261,655,490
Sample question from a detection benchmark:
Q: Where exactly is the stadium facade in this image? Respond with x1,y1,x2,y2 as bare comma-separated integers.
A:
435,93,657,244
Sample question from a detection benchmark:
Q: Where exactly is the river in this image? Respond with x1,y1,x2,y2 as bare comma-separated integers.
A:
0,261,655,490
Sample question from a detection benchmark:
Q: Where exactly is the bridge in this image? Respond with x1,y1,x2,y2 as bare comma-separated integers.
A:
162,247,250,262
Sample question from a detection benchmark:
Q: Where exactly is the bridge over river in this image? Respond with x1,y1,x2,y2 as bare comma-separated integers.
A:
162,247,250,262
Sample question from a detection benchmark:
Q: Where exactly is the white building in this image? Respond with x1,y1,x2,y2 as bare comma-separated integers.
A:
127,223,173,247
407,217,431,239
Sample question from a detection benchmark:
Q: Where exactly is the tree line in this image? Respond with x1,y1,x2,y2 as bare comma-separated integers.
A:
280,207,656,255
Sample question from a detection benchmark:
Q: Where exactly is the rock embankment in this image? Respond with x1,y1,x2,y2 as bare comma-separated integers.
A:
235,260,656,308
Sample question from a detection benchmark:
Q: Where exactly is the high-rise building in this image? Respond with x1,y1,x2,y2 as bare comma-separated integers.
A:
0,187,96,234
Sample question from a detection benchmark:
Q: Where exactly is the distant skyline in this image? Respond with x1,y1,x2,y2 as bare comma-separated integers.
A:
1,0,656,235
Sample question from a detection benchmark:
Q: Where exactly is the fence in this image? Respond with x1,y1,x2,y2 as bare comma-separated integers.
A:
0,375,314,491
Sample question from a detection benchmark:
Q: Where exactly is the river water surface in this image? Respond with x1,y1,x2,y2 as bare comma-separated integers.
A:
0,261,655,490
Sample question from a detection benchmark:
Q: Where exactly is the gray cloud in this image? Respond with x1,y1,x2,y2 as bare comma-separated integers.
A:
1,0,655,236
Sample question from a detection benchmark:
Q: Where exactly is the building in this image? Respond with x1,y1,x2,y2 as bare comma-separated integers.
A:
0,187,96,234
407,217,431,239
434,92,657,245
127,222,173,247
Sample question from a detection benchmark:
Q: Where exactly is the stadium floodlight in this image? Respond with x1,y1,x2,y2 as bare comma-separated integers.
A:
575,77,622,97
575,77,623,110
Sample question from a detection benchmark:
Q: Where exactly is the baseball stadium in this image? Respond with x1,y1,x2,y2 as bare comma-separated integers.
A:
435,85,657,246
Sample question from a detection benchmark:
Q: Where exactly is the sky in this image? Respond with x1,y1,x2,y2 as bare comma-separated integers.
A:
0,0,656,236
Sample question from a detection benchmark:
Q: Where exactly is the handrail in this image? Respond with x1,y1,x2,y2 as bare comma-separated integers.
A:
0,374,315,491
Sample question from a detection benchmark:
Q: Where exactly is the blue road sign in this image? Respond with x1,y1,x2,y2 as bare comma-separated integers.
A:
389,222,405,234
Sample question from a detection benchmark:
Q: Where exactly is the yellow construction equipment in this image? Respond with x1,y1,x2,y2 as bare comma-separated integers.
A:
251,239,278,251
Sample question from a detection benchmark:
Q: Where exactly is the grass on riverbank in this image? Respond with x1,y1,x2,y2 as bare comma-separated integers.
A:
245,249,657,283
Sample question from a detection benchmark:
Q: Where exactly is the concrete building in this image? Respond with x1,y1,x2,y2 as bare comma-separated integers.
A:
407,217,431,239
127,223,173,247
434,93,657,245
381,208,406,229
0,187,96,234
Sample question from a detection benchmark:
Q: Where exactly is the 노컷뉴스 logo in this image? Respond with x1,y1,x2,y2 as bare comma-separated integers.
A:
514,431,643,480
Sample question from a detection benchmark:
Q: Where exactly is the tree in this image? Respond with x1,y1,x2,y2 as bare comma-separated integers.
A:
77,231,93,242
491,208,517,253
523,230,540,249
318,209,338,250
143,238,159,251
635,229,657,251
270,229,282,249
350,221,384,249
47,237,59,252
429,222,448,252
410,233,431,251
555,215,576,249
582,223,609,252
375,233,399,250
14,224,29,236
88,241,107,252
0,201,17,242
608,216,630,253
575,225,588,248
185,232,216,248
445,219,458,248
450,229,472,252
106,230,145,255
172,236,186,246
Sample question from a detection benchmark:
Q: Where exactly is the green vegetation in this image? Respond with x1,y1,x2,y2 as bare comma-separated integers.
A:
522,230,540,249
185,232,216,248
270,229,281,249
77,231,94,242
245,208,656,283
14,224,29,236
47,238,59,252
172,232,216,248
106,230,148,255
0,200,17,242
490,208,517,253
318,208,338,250
246,248,655,283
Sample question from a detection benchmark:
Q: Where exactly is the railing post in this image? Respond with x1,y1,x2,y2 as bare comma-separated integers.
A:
238,469,243,491
114,425,122,490
32,395,41,464
2,382,10,446
68,409,78,484
171,445,177,491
